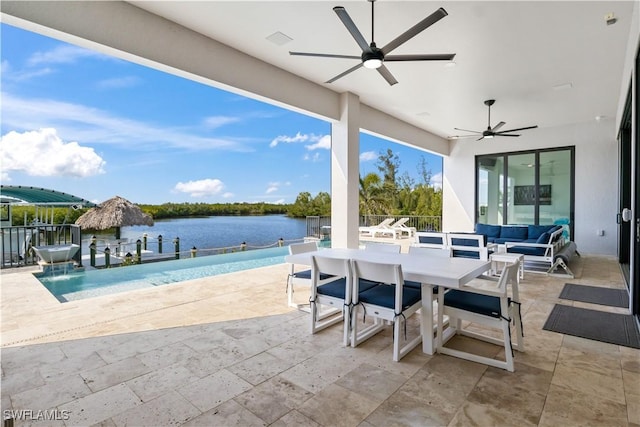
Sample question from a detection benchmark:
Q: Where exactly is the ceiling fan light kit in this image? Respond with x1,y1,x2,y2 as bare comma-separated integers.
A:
289,0,456,85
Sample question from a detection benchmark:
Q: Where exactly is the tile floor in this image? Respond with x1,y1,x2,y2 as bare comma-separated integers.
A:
1,252,639,426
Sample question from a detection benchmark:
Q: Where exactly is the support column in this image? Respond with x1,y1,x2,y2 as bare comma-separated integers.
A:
331,92,360,249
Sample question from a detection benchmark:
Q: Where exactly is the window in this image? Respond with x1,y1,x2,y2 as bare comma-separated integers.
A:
476,147,574,240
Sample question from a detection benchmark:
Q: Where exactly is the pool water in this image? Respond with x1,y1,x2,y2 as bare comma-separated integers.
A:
36,246,289,302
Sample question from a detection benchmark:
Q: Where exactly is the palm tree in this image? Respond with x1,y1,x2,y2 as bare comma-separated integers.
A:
359,173,391,223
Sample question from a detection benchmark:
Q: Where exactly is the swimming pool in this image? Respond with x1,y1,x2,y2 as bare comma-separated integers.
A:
36,246,289,302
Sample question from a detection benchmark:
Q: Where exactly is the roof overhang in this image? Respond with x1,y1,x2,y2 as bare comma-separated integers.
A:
0,186,97,207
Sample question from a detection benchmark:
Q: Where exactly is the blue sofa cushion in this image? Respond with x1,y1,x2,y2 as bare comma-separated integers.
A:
475,223,502,239
528,224,554,240
500,226,528,241
451,237,481,247
508,246,547,256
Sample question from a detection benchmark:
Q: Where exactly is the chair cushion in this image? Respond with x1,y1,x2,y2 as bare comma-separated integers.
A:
452,249,481,259
402,280,438,294
317,278,348,299
293,270,334,280
356,278,381,293
500,226,528,241
418,235,445,245
358,284,422,310
444,289,502,318
451,237,481,247
475,223,502,239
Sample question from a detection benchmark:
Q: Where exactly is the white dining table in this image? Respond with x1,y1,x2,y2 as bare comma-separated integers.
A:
284,247,491,355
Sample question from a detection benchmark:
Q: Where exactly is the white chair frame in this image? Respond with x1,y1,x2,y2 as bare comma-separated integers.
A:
447,233,491,261
436,260,524,372
287,241,334,311
350,259,423,361
309,255,352,346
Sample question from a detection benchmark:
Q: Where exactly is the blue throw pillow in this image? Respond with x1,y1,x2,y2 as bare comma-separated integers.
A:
536,232,550,244
528,224,553,240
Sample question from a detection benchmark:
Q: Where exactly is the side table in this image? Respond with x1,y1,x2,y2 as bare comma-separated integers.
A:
490,252,524,282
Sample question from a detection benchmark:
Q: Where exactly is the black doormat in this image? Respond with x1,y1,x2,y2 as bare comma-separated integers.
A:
559,283,629,308
543,304,640,349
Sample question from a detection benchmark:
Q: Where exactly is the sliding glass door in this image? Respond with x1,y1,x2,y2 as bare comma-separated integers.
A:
476,147,575,238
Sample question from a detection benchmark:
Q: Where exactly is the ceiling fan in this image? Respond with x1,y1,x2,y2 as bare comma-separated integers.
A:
452,99,538,141
289,0,455,86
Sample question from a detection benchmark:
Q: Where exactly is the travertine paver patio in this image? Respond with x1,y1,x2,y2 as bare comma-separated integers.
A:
1,251,638,426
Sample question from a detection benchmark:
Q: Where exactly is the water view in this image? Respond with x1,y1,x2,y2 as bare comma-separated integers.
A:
85,215,308,254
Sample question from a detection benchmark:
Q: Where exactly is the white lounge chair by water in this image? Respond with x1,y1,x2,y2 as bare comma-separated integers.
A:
359,218,394,237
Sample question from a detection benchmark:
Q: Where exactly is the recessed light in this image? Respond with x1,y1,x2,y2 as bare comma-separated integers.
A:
266,31,293,46
595,115,606,121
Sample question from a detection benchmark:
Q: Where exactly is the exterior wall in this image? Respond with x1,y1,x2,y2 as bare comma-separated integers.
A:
443,120,618,256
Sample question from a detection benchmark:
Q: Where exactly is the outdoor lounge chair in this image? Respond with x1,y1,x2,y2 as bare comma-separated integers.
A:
359,218,395,237
391,217,416,238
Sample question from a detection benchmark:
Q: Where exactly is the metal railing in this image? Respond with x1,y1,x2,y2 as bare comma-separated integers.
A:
305,215,442,240
1,224,82,268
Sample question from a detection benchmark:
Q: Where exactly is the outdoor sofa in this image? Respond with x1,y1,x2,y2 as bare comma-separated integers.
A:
415,224,572,274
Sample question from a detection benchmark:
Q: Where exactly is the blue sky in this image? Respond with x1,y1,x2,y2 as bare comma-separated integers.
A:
1,23,442,205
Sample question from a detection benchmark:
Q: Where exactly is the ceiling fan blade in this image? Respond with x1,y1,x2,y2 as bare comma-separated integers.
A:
454,127,482,134
491,121,506,132
381,7,448,55
326,62,364,84
477,136,485,141
384,53,456,62
496,134,521,137
376,64,398,86
496,125,538,134
289,51,361,60
333,6,371,53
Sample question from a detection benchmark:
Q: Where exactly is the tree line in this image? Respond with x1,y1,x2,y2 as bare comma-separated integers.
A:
287,149,442,218
6,149,441,224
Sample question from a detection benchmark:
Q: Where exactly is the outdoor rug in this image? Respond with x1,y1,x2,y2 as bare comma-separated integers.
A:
559,283,629,308
543,304,640,349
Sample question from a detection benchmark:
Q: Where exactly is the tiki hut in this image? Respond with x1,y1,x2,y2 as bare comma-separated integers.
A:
75,196,153,239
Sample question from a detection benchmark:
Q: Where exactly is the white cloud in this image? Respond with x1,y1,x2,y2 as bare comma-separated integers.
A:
303,152,321,162
360,151,377,162
97,76,140,89
174,179,225,197
269,132,329,148
431,172,443,189
305,134,331,151
0,128,106,178
274,199,286,204
27,45,108,66
1,92,249,151
222,192,234,199
266,186,278,194
203,116,241,129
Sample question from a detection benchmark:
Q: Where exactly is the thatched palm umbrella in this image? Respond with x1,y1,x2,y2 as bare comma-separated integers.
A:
75,195,153,239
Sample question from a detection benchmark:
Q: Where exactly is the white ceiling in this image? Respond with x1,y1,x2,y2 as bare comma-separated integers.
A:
129,1,634,140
